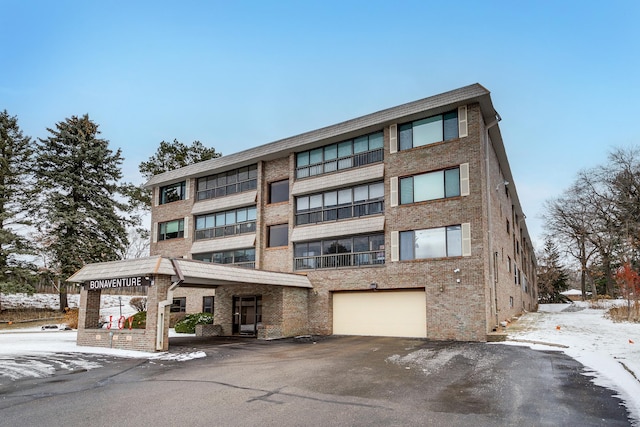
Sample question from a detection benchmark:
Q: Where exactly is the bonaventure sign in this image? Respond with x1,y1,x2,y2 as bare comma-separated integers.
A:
85,276,151,290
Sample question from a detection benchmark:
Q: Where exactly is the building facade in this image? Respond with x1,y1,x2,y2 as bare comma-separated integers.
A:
145,83,537,342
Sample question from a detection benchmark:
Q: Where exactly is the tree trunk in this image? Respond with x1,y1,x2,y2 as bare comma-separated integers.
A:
58,279,68,312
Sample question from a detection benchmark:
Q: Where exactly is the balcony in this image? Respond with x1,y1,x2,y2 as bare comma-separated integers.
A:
294,250,385,271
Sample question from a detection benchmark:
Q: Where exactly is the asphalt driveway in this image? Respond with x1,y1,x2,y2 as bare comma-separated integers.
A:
0,336,631,426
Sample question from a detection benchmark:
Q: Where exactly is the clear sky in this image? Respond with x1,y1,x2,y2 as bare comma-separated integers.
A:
2,0,639,248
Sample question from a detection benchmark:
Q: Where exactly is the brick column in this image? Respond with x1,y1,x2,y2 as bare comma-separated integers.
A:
146,275,172,351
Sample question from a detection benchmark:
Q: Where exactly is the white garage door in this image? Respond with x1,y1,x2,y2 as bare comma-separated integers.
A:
332,290,427,338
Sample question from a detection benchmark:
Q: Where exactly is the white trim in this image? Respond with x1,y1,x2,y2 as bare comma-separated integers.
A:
184,216,190,239
460,163,470,196
184,178,190,200
153,187,158,207
389,124,398,154
390,231,399,262
458,105,468,138
152,222,158,243
390,176,398,207
462,223,471,256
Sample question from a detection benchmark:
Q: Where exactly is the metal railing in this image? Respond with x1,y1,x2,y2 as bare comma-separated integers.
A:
195,222,256,240
294,250,385,270
296,148,383,179
296,200,384,225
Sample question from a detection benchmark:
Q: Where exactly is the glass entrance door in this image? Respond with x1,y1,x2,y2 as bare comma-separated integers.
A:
232,296,262,335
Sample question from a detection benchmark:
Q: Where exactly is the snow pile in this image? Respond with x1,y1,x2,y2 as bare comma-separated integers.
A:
506,302,640,425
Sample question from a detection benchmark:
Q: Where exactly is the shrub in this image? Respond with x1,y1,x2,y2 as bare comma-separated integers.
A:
128,311,147,329
174,312,214,334
129,297,147,312
64,308,79,329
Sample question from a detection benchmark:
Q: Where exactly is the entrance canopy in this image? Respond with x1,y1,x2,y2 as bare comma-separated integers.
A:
67,256,313,289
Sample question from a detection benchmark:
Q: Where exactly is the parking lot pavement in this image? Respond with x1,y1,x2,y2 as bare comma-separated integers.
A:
0,336,632,426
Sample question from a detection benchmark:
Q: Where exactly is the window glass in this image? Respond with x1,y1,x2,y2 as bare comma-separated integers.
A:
225,211,235,224
248,164,258,179
324,191,337,207
323,240,337,254
369,132,384,150
443,111,458,140
309,148,323,164
205,215,215,228
238,167,249,181
268,224,288,247
414,171,444,201
337,239,352,253
226,170,237,184
196,217,206,229
400,177,414,204
166,221,180,234
370,234,385,251
353,136,368,153
338,141,352,157
399,231,414,260
297,152,309,167
270,179,289,204
412,116,443,147
297,196,309,211
369,182,384,199
353,236,369,252
446,225,462,257
415,228,447,258
236,208,247,222
247,207,257,221
309,194,322,209
216,212,226,226
445,168,461,197
338,189,352,204
295,243,308,258
353,185,368,202
399,123,413,151
324,144,337,160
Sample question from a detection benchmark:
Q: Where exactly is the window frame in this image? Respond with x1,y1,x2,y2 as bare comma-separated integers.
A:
203,296,214,314
294,233,385,270
159,181,186,205
400,167,460,205
269,179,289,204
268,224,289,248
399,110,458,150
196,164,258,201
170,297,186,313
194,206,257,240
158,219,185,241
399,225,462,260
295,131,384,179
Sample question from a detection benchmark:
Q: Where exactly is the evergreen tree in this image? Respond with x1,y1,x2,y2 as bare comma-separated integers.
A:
0,110,36,305
139,139,221,181
34,114,130,307
537,237,570,303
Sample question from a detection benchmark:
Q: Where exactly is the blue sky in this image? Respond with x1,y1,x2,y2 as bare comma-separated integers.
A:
2,0,639,247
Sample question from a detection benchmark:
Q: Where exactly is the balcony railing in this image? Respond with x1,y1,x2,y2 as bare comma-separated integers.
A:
294,250,385,270
296,199,384,225
195,222,256,240
197,179,257,201
296,148,383,179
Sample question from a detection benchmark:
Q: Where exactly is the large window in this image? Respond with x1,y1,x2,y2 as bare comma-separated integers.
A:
400,168,460,204
268,224,288,247
269,179,289,204
196,164,258,201
170,297,186,313
399,111,458,150
296,182,384,225
160,181,186,204
294,233,384,270
400,225,462,260
158,219,184,241
296,131,383,179
195,206,256,240
193,248,256,268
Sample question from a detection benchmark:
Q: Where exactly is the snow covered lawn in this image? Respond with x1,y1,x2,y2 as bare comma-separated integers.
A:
505,301,640,425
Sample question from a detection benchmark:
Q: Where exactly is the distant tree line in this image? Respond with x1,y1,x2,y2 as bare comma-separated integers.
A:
0,110,220,310
541,147,640,309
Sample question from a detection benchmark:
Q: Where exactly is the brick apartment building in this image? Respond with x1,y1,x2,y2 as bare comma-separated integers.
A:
136,83,537,342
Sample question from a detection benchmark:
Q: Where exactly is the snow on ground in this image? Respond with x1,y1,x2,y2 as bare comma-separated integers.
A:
0,293,203,385
504,301,640,426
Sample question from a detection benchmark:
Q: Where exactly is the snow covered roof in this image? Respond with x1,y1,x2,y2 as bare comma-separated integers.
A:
67,256,312,289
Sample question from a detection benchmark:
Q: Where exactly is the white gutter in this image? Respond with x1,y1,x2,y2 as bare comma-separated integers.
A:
156,259,184,351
